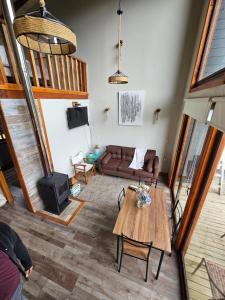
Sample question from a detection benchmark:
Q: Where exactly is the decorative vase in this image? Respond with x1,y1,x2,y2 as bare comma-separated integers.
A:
136,185,152,208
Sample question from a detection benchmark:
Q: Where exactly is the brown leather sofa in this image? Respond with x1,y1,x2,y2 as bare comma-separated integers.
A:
99,145,159,186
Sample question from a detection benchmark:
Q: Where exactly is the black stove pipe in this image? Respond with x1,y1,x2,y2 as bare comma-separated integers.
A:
1,0,52,177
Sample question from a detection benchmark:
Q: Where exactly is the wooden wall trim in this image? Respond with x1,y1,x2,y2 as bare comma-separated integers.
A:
190,0,216,88
37,99,54,172
0,103,35,212
0,169,13,204
175,127,225,253
0,84,89,99
168,115,191,188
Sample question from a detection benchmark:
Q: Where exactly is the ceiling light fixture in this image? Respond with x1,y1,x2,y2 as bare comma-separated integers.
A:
108,0,128,84
13,0,76,55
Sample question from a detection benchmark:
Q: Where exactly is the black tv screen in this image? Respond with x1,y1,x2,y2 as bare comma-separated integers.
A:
67,107,89,129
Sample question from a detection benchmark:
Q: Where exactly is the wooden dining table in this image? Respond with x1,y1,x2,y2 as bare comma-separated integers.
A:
113,187,171,279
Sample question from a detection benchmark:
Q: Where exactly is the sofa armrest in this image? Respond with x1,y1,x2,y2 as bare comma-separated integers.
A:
99,152,111,173
153,156,160,179
102,153,111,164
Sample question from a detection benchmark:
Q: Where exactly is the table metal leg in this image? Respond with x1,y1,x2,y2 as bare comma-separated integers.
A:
116,236,119,263
155,251,164,279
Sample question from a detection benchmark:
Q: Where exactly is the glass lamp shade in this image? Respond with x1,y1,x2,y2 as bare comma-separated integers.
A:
108,70,128,84
13,10,76,55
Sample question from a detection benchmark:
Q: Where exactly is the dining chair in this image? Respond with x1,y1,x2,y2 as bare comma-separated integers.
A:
71,151,96,184
117,188,125,211
117,234,153,282
192,258,225,299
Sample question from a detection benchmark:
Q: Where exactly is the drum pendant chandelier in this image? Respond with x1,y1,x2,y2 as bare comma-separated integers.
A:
108,0,128,84
13,0,76,55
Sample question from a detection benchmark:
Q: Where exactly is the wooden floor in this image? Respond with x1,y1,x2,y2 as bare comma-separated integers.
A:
176,183,225,300
0,177,180,300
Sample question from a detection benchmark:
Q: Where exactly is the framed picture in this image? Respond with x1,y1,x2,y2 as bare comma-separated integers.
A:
118,90,145,126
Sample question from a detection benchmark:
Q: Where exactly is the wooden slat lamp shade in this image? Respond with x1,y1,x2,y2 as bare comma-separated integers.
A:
13,0,76,55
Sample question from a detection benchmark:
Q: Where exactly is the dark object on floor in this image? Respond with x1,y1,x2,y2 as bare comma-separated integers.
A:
37,172,70,215
99,145,159,186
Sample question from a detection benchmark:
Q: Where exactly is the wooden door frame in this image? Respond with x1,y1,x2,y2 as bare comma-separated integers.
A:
175,127,225,253
0,103,34,212
169,115,191,190
175,127,225,300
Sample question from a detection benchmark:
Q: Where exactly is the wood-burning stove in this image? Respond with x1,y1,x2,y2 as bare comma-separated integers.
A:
37,172,70,215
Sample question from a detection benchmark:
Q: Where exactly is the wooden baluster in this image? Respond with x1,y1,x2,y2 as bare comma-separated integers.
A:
78,60,83,91
0,57,7,84
1,23,20,84
59,55,66,90
81,61,85,92
70,56,75,90
82,62,87,92
46,54,54,88
52,55,60,89
28,50,39,86
37,52,47,87
74,58,79,91
65,56,71,90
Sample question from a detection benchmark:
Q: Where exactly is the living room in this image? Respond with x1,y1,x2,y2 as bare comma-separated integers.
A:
1,0,225,299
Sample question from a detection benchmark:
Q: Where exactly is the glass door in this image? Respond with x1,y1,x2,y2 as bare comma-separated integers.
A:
184,146,225,300
173,119,209,223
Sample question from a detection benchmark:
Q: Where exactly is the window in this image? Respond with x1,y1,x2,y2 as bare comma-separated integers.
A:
191,0,225,91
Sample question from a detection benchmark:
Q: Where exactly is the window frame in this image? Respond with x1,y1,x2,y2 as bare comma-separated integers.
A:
190,0,225,92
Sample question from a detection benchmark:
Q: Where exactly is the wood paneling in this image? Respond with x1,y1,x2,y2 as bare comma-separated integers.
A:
0,99,44,212
0,102,34,212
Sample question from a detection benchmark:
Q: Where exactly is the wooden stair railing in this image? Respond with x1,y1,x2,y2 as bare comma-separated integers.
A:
27,50,88,93
0,20,88,96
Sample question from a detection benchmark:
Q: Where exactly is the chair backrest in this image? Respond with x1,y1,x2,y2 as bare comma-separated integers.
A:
118,188,125,211
121,234,153,259
72,152,84,165
171,199,183,242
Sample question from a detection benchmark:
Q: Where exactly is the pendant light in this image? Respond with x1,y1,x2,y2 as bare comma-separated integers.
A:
108,0,128,84
13,0,76,55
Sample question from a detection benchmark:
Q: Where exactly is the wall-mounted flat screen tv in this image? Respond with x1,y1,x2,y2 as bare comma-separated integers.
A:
67,107,89,129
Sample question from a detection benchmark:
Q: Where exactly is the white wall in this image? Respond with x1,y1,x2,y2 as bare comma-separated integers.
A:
45,0,204,172
40,99,91,177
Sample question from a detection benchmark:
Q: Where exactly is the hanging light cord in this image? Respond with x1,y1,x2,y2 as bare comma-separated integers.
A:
117,0,123,72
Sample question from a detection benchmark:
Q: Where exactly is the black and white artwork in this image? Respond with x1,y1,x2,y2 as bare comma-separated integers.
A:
119,90,145,126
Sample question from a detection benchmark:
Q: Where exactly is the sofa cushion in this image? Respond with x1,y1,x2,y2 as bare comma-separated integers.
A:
121,147,135,162
144,159,153,173
118,161,134,175
106,145,122,160
135,169,153,179
104,159,121,171
144,150,156,162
